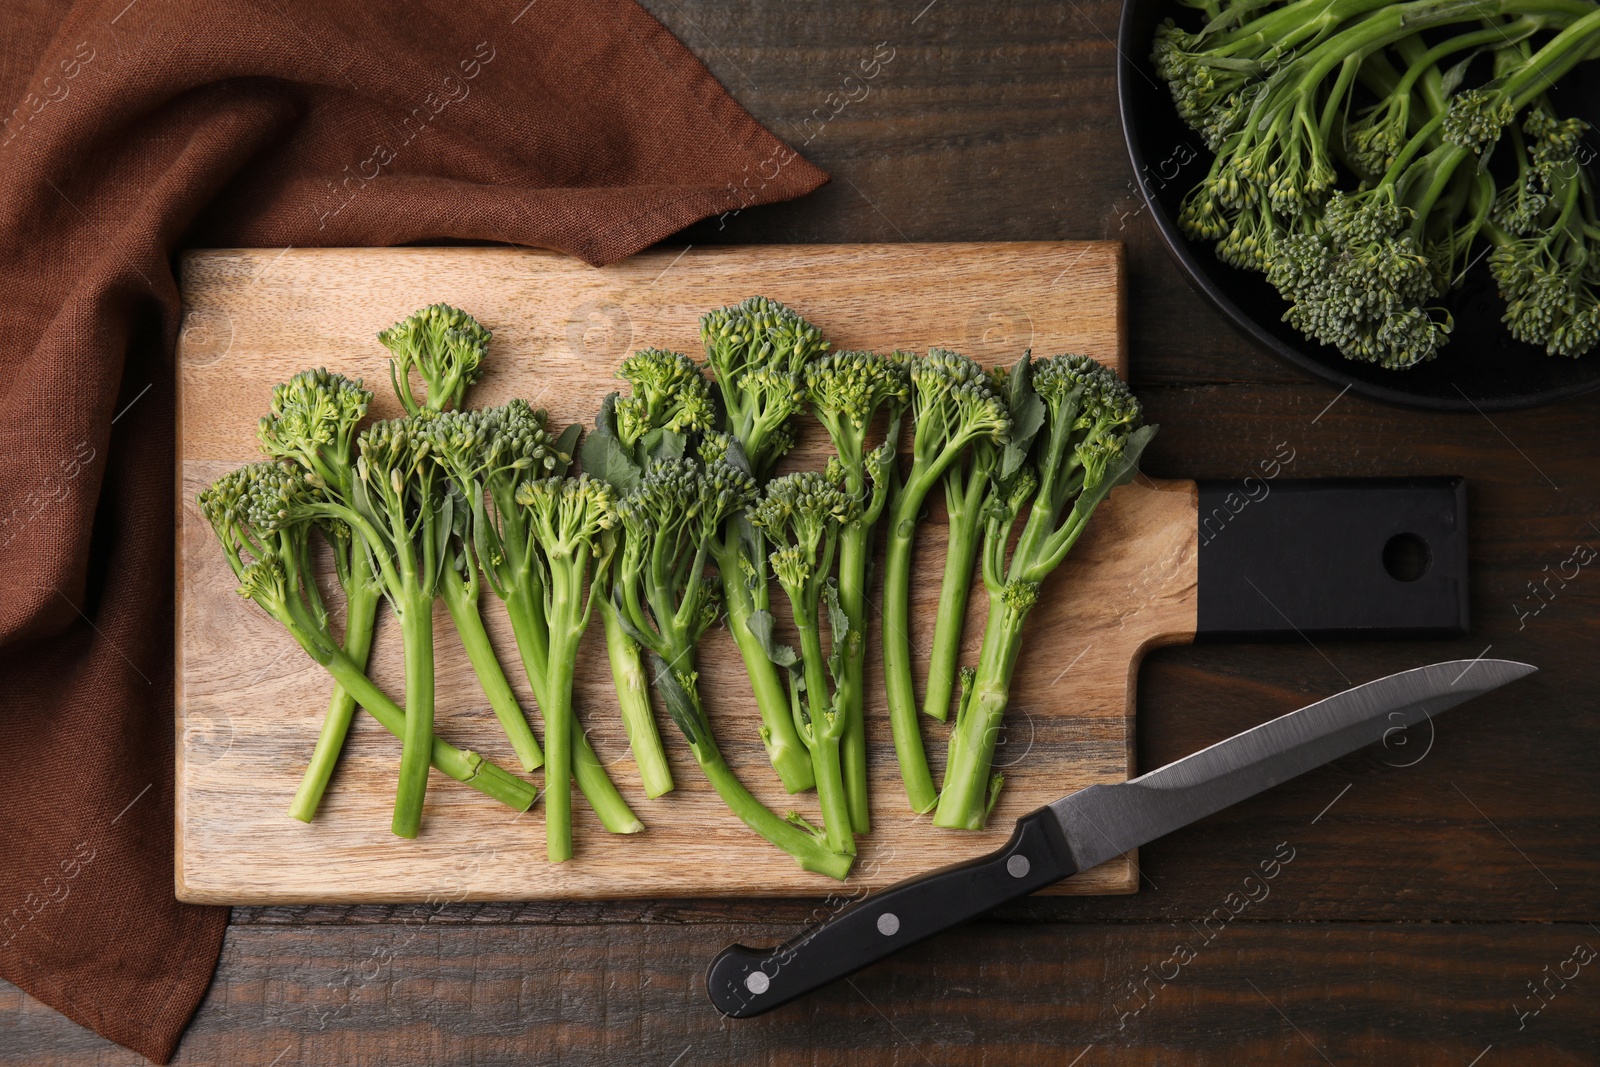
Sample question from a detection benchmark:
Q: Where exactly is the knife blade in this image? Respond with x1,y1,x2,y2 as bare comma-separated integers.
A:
705,658,1535,1018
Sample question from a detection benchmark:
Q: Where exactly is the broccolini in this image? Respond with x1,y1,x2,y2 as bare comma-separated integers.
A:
934,355,1156,830
805,350,910,833
612,452,853,878
879,349,1011,813
198,462,537,817
700,296,830,793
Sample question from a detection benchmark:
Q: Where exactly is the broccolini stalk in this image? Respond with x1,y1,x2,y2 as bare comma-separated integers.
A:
602,348,719,794
880,350,1010,813
198,464,537,814
703,486,814,793
349,416,451,837
512,475,620,862
751,471,859,855
379,302,488,416
934,355,1157,830
287,518,381,822
256,369,379,823
922,451,987,722
423,409,546,773
438,549,544,768
805,351,911,833
431,402,642,831
594,566,671,796
380,305,554,778
700,296,832,793
924,358,1044,724
613,454,853,879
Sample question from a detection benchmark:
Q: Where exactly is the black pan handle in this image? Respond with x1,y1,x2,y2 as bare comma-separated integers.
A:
705,808,1078,1018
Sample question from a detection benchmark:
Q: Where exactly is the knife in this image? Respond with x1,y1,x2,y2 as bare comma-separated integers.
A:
705,658,1535,1017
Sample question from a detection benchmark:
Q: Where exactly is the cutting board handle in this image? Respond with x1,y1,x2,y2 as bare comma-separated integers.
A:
1195,476,1468,640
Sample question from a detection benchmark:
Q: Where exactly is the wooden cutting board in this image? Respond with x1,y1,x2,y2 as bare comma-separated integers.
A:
175,242,1197,904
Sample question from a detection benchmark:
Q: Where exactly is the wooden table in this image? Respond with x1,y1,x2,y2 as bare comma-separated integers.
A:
5,2,1597,1063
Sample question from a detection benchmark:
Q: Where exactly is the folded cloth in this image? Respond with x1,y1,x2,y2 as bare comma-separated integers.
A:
0,1,825,1059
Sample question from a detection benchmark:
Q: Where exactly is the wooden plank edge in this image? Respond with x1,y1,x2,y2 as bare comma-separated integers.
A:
167,858,1143,906
1107,478,1200,896
1113,241,1129,379
174,264,191,904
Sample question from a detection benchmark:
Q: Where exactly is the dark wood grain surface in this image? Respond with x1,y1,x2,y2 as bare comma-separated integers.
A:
5,1,1598,1062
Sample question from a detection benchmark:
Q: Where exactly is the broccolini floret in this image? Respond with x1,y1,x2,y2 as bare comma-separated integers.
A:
379,303,489,416
615,347,716,450
701,295,830,477
1485,109,1600,357
257,368,372,492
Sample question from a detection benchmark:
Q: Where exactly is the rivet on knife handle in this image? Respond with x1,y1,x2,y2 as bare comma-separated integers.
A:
705,808,1077,1017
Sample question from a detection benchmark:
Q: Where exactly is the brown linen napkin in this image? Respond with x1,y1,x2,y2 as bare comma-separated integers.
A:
0,1,826,1060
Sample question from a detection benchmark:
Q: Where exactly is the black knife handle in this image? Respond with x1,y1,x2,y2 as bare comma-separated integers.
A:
705,808,1077,1018
1196,476,1468,640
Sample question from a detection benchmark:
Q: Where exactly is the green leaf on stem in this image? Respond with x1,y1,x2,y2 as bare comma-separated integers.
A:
747,609,799,668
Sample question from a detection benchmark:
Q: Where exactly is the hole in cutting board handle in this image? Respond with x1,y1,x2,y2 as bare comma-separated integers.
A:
1383,533,1431,583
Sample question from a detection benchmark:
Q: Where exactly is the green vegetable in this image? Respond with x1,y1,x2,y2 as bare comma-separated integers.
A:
1154,0,1600,366
581,347,725,798
614,347,716,450
255,369,378,823
266,305,523,832
879,349,1011,813
198,463,537,817
805,350,911,833
751,471,859,855
428,400,641,835
700,296,828,477
379,302,487,415
345,415,452,837
612,452,853,879
700,296,830,793
923,359,1041,726
934,355,1156,830
511,475,622,861
1486,106,1600,355
421,404,555,774
384,306,556,792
